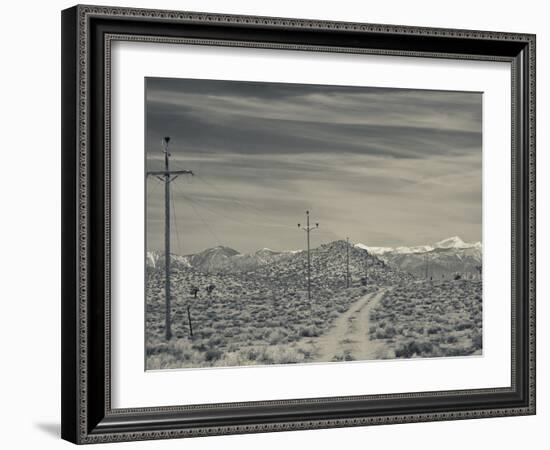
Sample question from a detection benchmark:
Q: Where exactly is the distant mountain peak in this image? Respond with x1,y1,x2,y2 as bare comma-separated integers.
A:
256,247,279,254
435,236,467,249
207,245,240,255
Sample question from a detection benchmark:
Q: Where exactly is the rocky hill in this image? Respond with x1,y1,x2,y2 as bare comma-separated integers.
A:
252,240,412,289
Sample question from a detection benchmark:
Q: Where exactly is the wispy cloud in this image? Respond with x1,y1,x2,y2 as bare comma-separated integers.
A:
145,78,482,254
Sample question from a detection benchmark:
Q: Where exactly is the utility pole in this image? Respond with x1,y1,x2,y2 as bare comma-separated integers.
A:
425,252,429,280
146,137,194,341
298,210,319,301
346,237,350,288
365,253,369,286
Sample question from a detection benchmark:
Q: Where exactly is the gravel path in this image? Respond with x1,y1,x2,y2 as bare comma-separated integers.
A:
311,289,388,362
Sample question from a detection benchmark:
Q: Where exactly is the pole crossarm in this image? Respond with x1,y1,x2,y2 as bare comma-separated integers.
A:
301,226,318,232
146,169,194,177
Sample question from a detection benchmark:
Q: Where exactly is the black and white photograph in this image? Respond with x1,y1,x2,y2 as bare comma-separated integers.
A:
1,0,543,447
144,78,483,370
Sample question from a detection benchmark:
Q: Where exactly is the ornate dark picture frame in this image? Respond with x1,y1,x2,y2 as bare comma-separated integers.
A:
61,4,536,444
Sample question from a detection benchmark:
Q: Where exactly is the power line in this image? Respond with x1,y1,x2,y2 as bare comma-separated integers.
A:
194,174,304,230
172,183,223,246
170,189,182,255
174,187,295,230
195,174,268,217
191,175,348,239
187,199,223,247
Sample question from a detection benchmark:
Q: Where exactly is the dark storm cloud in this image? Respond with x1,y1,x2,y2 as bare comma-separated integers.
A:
145,78,482,254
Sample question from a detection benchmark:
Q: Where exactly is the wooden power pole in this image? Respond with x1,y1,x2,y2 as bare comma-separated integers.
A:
298,210,319,301
365,252,369,286
425,252,429,280
146,137,194,341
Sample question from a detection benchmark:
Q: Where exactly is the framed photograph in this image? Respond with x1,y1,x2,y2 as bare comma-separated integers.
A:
61,5,536,444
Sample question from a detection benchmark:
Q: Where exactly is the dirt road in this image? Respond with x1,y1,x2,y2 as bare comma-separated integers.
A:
311,289,387,362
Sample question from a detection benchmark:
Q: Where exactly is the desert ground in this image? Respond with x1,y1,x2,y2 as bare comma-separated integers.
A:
145,241,482,370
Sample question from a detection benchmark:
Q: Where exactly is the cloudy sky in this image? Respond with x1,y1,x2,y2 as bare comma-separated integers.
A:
145,77,482,255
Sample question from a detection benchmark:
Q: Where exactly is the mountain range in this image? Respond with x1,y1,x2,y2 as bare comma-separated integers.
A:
147,236,481,280
147,246,297,273
356,236,480,255
356,236,482,279
147,240,413,303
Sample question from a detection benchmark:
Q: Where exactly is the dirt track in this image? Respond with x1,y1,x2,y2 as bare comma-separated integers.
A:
311,289,387,362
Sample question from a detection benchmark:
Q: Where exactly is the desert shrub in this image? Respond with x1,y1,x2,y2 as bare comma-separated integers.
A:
252,328,264,340
443,345,470,357
332,351,355,362
374,325,396,339
471,332,482,350
344,351,355,361
446,334,459,344
455,321,472,331
198,327,214,339
427,325,442,335
208,336,227,348
297,347,313,359
204,348,223,361
223,328,236,338
192,340,208,352
146,354,177,370
267,330,287,345
374,327,385,339
246,348,260,361
259,346,305,365
146,341,169,356
215,352,247,367
395,340,433,358
385,325,397,337
299,326,320,337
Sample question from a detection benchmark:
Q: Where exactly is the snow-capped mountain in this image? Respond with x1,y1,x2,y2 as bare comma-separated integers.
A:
362,243,434,255
357,236,480,255
355,243,393,255
355,237,482,278
434,236,480,250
